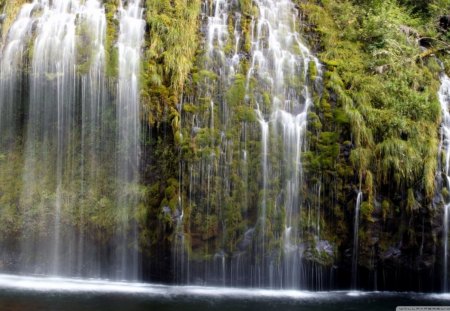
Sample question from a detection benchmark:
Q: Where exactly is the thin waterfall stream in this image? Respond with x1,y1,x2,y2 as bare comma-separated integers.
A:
438,72,450,292
351,191,362,289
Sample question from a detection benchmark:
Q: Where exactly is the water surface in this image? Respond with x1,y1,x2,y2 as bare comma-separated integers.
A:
0,274,449,311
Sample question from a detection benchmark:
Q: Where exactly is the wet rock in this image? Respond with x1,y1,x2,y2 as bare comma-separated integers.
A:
303,240,334,265
399,25,420,38
316,240,334,257
419,37,434,48
440,15,450,31
419,255,435,269
382,247,401,260
433,191,443,206
298,243,306,257
237,228,254,251
162,206,171,215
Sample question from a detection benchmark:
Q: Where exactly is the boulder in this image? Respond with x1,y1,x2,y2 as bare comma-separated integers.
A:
440,15,450,31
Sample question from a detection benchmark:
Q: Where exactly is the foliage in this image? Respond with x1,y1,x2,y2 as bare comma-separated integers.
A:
302,0,444,200
142,0,201,126
301,0,448,270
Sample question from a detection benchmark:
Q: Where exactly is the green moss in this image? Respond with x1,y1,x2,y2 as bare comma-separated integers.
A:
308,61,318,82
1,0,28,39
226,74,247,106
141,0,201,128
302,0,443,203
104,0,119,79
235,106,257,122
76,21,94,75
443,187,450,202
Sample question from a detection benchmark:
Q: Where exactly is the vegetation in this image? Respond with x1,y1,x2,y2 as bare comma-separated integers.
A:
0,0,28,40
142,0,201,126
0,0,449,288
301,0,449,269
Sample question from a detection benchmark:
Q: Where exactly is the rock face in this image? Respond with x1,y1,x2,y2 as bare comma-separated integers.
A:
440,15,450,31
0,0,448,293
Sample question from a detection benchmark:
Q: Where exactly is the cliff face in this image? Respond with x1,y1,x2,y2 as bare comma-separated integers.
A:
165,0,448,290
0,0,449,291
295,0,448,290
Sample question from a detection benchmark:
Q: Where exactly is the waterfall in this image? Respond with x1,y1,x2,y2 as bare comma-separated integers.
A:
351,191,362,289
0,0,143,280
180,0,322,288
77,0,108,275
248,0,321,288
444,204,449,292
257,110,269,284
21,0,81,276
438,73,450,292
115,0,145,281
177,0,239,285
0,2,37,149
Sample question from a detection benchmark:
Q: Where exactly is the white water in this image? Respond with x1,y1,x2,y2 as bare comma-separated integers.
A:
439,73,450,292
178,0,322,288
0,273,448,305
0,273,320,298
0,0,143,280
0,2,38,148
77,0,108,276
115,0,145,280
444,204,449,292
351,191,363,289
258,110,269,280
248,0,321,288
177,0,241,285
21,0,81,275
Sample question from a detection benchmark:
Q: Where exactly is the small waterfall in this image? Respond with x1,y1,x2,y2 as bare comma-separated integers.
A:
0,2,37,149
438,72,450,292
444,204,449,292
180,0,322,288
77,0,108,275
115,0,145,280
351,191,363,289
0,0,143,280
257,110,269,282
248,0,321,288
178,0,238,286
21,0,80,275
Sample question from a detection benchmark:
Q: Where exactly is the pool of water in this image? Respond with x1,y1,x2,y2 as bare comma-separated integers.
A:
0,274,449,311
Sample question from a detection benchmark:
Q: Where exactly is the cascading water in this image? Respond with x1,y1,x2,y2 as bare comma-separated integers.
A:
0,0,445,296
351,191,362,289
0,2,36,149
180,0,322,288
248,0,321,288
115,0,145,281
0,0,142,280
21,0,81,276
177,0,241,284
438,72,450,292
77,0,108,276
444,204,449,292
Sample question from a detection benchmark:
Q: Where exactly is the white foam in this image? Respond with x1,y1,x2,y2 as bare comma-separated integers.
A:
0,274,446,302
430,293,450,300
346,291,367,297
0,274,321,299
